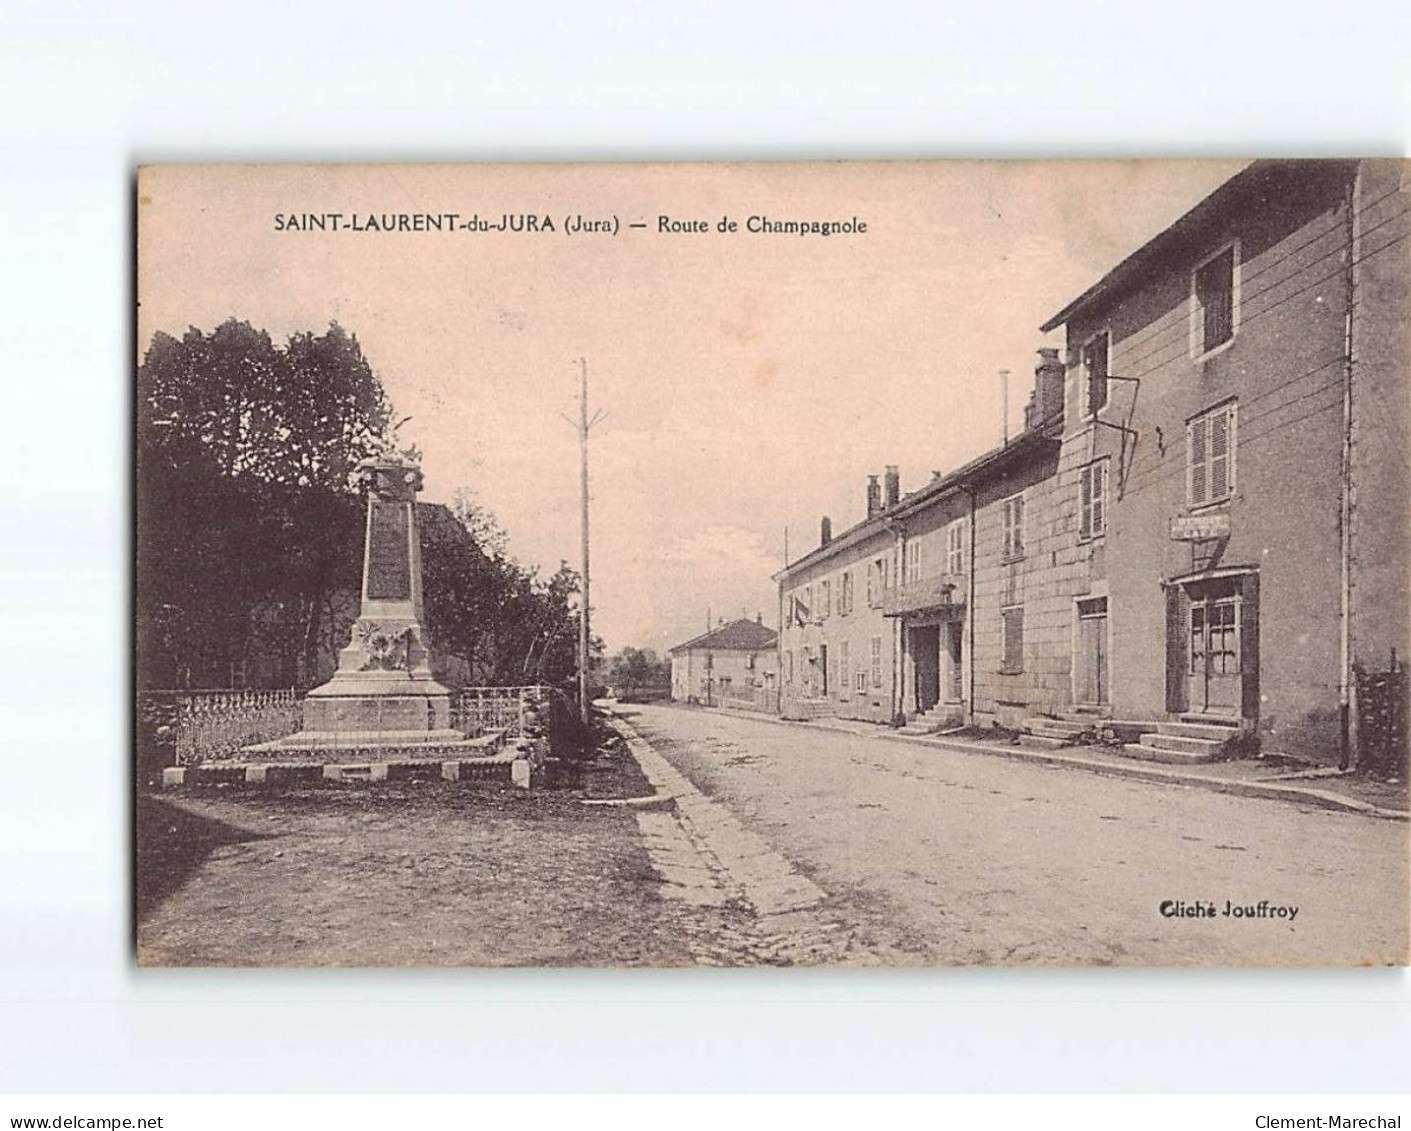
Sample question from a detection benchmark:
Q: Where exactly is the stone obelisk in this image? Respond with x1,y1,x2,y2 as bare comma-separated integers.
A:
293,455,457,746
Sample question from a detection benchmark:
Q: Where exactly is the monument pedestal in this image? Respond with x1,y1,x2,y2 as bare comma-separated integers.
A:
238,457,486,763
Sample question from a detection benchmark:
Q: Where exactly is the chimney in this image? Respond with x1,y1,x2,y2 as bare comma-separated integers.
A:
756,611,762,625
884,465,900,508
866,475,882,519
1027,347,1066,429
820,516,833,547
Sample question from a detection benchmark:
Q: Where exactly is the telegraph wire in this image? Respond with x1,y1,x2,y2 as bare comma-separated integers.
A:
1083,182,1409,368
1095,224,1411,500
1102,199,1411,378
1078,218,1411,417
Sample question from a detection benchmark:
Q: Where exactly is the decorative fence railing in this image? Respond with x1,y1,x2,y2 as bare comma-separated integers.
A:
451,685,551,738
138,688,301,770
136,683,578,779
1355,657,1408,779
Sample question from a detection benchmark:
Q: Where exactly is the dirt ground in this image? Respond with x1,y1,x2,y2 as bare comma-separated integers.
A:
135,739,704,968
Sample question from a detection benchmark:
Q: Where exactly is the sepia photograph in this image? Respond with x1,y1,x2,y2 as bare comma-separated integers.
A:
134,159,1410,968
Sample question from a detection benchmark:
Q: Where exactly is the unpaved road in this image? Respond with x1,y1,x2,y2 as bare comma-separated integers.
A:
624,704,1409,965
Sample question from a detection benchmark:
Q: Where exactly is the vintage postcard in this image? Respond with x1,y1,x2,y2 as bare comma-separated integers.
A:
135,160,1409,967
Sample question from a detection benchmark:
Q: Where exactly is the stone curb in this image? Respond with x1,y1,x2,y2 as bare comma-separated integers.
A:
653,703,1409,823
161,752,532,790
579,790,675,810
603,710,827,914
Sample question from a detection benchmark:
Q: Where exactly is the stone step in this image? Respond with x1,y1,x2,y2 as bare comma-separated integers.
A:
1121,742,1222,765
1023,717,1089,737
1159,720,1240,742
1098,720,1163,743
1027,725,1081,743
1140,732,1227,756
1019,734,1072,750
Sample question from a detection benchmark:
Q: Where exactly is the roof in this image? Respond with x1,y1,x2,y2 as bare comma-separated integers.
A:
774,416,1063,582
1040,159,1357,333
669,618,778,655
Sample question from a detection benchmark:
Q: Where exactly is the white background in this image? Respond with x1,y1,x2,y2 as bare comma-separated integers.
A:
2,0,1409,1095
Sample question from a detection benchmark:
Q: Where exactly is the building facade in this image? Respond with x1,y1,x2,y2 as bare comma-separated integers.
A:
1040,158,1409,762
669,617,779,710
774,160,1407,765
776,355,1087,730
776,476,902,723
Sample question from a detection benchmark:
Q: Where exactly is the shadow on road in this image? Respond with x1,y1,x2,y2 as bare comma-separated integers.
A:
135,794,271,922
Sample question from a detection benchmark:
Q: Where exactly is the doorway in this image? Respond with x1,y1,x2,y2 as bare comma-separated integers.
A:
944,621,964,702
1075,596,1109,707
909,625,940,714
1188,584,1241,716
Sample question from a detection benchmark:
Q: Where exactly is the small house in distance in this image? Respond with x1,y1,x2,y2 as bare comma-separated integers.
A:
669,616,779,711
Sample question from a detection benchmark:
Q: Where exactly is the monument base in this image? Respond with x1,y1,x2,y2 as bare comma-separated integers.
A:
234,729,511,764
235,669,473,763
301,670,452,734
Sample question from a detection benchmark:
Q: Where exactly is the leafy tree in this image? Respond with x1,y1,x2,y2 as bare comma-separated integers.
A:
136,316,601,698
608,646,670,700
136,320,393,688
421,494,602,691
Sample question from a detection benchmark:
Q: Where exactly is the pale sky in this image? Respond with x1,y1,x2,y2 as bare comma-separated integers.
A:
138,160,1247,657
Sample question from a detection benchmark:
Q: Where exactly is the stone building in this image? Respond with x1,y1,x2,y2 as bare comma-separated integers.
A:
775,160,1407,764
775,354,1081,729
1039,158,1410,763
775,469,901,722
669,617,779,709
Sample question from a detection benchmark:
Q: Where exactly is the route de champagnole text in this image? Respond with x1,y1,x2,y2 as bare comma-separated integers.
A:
272,212,869,237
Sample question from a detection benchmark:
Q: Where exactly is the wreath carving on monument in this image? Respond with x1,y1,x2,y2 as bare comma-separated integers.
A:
355,622,413,671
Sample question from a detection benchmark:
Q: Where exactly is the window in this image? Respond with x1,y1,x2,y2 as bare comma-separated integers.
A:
855,668,867,692
1001,494,1025,561
904,539,923,584
867,556,890,606
839,571,853,615
870,635,883,688
1188,402,1237,507
1000,606,1024,674
945,518,966,575
1082,331,1110,416
1079,459,1109,540
820,578,831,618
1192,244,1237,356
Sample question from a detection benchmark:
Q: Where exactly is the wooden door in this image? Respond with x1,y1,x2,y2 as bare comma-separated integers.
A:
945,621,964,702
1075,597,1109,706
1187,587,1241,716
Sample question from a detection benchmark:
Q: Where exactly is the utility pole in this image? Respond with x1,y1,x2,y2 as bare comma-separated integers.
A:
565,358,606,727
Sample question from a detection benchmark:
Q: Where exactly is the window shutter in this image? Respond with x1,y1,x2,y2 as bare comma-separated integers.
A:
1210,407,1230,500
1014,497,1024,556
1001,607,1024,673
1093,462,1106,535
1189,418,1208,506
1240,572,1259,722
1079,467,1093,539
1165,584,1187,713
